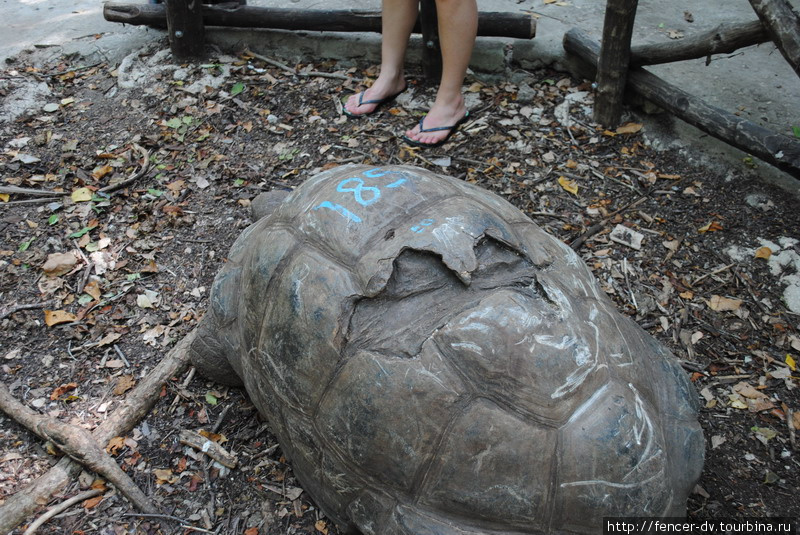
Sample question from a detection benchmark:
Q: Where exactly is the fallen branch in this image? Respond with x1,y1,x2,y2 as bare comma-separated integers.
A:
21,488,104,535
0,329,197,535
0,383,157,514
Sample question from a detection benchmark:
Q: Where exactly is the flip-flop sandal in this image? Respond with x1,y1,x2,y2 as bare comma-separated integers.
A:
401,111,470,148
342,87,406,118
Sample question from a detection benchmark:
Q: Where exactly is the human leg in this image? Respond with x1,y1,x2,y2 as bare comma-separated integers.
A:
344,0,418,116
404,0,477,144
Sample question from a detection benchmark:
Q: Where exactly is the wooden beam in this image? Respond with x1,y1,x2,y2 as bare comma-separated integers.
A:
563,28,800,179
594,0,639,128
630,20,770,67
103,3,537,40
419,0,442,81
165,0,205,60
748,0,800,77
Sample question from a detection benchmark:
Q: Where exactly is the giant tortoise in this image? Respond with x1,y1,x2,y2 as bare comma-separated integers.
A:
190,164,704,534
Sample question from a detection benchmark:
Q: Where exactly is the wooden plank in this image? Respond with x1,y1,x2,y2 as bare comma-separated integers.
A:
630,20,769,67
748,0,800,77
563,28,800,179
165,0,205,60
594,0,639,128
103,3,536,39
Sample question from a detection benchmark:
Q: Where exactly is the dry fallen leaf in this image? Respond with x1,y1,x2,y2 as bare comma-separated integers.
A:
113,375,136,396
92,164,113,180
755,246,773,260
50,382,78,400
82,495,104,509
698,221,723,233
557,176,579,195
42,251,80,277
707,295,742,312
71,187,93,202
616,122,643,135
199,429,228,444
153,468,178,484
44,309,77,327
106,436,125,454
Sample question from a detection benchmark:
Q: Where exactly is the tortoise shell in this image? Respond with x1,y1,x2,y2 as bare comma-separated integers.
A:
190,164,704,534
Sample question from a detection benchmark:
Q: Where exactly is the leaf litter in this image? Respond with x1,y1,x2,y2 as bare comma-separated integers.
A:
1,41,799,533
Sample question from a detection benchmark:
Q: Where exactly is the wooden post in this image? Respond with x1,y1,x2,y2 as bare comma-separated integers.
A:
748,0,800,77
564,28,800,179
165,0,206,60
419,0,443,82
594,0,639,128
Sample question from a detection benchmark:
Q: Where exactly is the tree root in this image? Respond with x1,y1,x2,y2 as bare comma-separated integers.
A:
0,329,197,534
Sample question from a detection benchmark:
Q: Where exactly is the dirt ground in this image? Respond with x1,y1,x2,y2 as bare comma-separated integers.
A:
1,39,799,534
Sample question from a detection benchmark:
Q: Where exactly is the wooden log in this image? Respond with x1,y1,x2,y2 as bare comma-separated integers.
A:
563,28,800,179
630,20,770,67
420,0,442,81
594,0,640,128
103,3,537,40
748,0,800,77
165,0,205,60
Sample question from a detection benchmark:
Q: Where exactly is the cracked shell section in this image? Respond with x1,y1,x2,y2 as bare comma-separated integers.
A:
434,289,610,425
555,382,673,531
316,340,466,492
419,398,556,530
251,249,358,415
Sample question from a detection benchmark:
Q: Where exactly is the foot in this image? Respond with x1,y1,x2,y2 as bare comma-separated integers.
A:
344,76,407,116
404,97,468,146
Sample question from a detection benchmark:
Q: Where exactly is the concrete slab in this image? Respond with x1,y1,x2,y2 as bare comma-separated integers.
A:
1,0,798,187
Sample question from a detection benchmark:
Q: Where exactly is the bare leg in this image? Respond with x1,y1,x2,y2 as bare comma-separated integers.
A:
405,0,477,144
344,0,417,116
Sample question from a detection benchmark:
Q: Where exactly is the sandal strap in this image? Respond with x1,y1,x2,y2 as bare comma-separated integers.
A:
418,111,470,133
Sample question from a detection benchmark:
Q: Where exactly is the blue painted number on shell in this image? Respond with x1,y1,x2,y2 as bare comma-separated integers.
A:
315,169,410,224
337,178,381,206
362,168,388,178
411,219,435,233
313,201,362,223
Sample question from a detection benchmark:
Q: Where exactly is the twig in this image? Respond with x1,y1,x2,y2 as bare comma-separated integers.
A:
0,301,51,321
0,383,158,514
122,512,190,524
114,344,131,368
22,488,103,535
301,70,352,80
98,144,150,195
692,263,735,286
0,197,63,206
244,49,297,75
788,408,797,450
527,211,572,222
0,186,67,197
211,404,233,434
